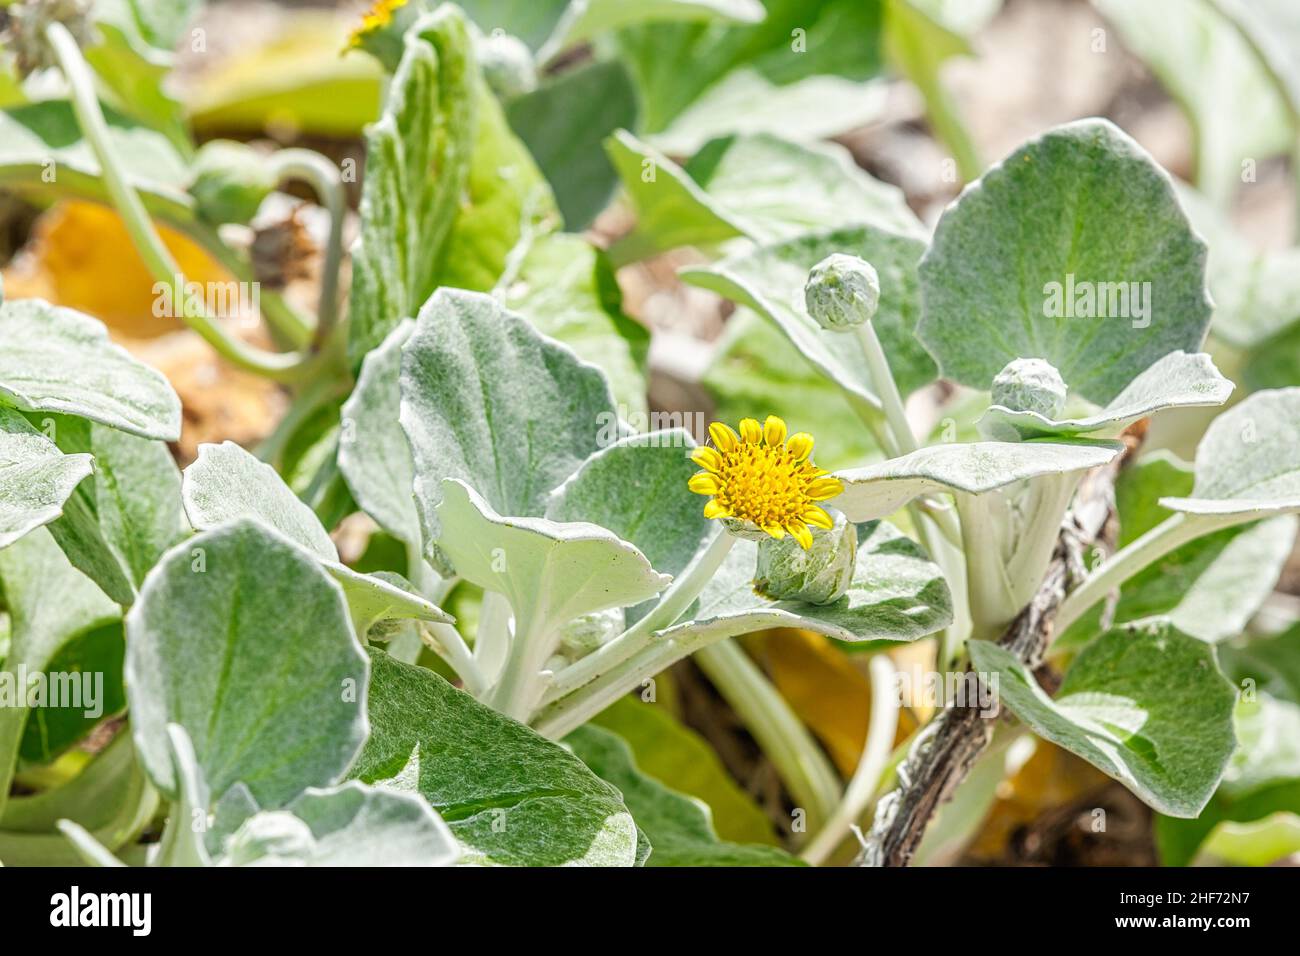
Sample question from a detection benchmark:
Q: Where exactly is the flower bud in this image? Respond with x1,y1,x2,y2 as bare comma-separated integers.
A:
754,510,857,605
804,253,880,331
991,357,1068,419
478,30,537,99
188,141,277,225
2,0,96,79
559,607,625,658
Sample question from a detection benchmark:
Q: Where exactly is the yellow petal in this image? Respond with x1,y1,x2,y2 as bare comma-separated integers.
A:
763,415,787,446
709,421,740,453
739,418,762,444
703,499,730,519
806,476,844,501
786,432,814,461
688,472,721,495
763,523,787,539
803,506,834,529
692,446,723,472
786,520,813,550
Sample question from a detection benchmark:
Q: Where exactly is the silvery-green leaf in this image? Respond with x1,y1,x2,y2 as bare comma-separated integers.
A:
351,648,640,866
917,119,1212,405
0,298,182,441
437,479,670,632
183,441,450,627
125,520,369,808
1093,0,1292,207
0,407,93,550
835,440,1121,522
339,320,422,547
44,415,188,607
541,0,763,59
0,528,120,818
661,520,951,644
220,781,459,867
978,351,1234,441
348,6,476,363
565,724,801,866
500,232,649,415
399,289,617,565
969,620,1238,817
1214,0,1300,119
607,131,920,263
681,224,936,403
1161,388,1300,517
545,429,710,621
1060,452,1298,647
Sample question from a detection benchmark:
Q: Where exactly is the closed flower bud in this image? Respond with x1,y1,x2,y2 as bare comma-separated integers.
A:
753,510,857,605
559,607,625,658
188,141,277,225
478,30,537,99
991,357,1068,419
804,253,880,331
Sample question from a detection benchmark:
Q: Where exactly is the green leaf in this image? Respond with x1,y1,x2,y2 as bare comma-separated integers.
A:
347,6,477,363
1161,388,1300,517
436,478,670,634
681,224,936,405
1060,452,1298,647
219,781,460,867
182,441,452,629
19,621,126,764
0,730,158,867
458,0,570,49
589,695,779,845
978,351,1233,441
662,519,952,644
566,724,801,866
0,298,182,441
351,648,640,866
1220,624,1300,705
125,520,370,807
0,528,120,818
505,61,638,230
44,415,189,607
835,440,1121,521
339,321,422,546
917,119,1213,405
1213,0,1300,122
0,407,93,550
608,130,920,263
0,101,192,220
1093,0,1292,207
542,0,763,58
399,288,617,563
968,621,1238,817
546,429,712,608
501,233,649,415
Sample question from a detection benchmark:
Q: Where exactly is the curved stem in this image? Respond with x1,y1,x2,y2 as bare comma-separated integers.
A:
694,639,841,843
801,654,899,865
540,531,735,707
420,622,485,698
854,321,917,454
47,23,324,384
265,149,346,350
1054,511,1236,637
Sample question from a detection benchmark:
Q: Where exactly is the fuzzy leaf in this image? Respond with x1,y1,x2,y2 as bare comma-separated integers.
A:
1161,388,1300,517
0,298,181,441
661,520,952,644
835,440,1121,522
681,224,936,404
566,724,801,866
0,407,93,550
399,289,617,564
918,119,1212,404
969,621,1238,817
978,351,1233,441
351,649,640,866
125,521,369,807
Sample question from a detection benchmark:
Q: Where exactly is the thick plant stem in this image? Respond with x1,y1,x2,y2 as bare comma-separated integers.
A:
694,639,841,841
801,654,899,865
47,23,326,384
1054,511,1237,636
540,531,735,707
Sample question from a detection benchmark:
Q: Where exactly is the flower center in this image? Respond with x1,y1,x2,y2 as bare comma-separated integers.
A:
714,442,817,528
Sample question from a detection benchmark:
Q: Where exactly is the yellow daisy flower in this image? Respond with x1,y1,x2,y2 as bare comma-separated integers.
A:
349,0,410,47
688,416,842,550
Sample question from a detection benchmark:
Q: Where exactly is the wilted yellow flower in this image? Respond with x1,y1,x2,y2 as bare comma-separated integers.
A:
688,416,842,549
